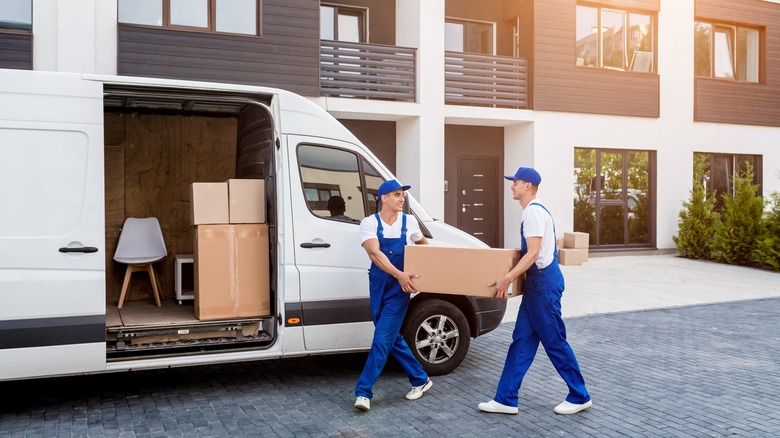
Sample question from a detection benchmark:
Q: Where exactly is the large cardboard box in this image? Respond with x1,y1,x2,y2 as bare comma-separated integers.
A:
404,246,523,298
190,182,229,225
194,224,271,320
563,232,589,249
228,179,265,224
559,248,588,266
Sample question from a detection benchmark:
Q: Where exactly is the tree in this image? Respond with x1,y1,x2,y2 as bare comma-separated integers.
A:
673,180,718,259
710,164,765,265
755,189,780,271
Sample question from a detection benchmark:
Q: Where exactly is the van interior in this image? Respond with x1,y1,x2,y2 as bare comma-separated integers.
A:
102,84,278,360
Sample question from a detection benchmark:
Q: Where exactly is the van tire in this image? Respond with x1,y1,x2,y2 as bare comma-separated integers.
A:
402,299,470,376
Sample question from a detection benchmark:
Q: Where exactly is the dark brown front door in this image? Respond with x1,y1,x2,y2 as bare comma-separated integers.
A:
458,157,499,247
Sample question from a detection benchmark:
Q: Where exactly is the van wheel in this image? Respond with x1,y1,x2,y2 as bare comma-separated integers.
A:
402,299,470,376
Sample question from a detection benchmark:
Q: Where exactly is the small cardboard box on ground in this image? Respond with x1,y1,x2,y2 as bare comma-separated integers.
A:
190,182,229,225
228,179,265,224
404,246,523,298
563,232,589,249
194,224,271,320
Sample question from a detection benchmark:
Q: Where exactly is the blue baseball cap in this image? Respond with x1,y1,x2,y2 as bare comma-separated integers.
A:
504,167,542,186
378,179,411,198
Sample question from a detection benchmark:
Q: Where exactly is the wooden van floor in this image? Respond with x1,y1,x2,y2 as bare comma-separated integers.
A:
106,300,198,328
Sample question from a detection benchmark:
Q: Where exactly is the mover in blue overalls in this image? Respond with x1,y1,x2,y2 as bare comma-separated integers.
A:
354,179,433,412
478,167,592,415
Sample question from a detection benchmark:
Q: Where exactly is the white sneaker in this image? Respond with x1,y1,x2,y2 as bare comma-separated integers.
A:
354,396,370,412
478,399,518,415
553,400,592,415
405,379,433,400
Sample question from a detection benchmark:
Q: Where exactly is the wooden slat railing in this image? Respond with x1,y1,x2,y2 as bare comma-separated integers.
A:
321,40,416,101
445,51,528,108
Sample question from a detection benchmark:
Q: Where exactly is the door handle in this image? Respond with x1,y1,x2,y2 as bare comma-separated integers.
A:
300,242,331,249
59,246,99,253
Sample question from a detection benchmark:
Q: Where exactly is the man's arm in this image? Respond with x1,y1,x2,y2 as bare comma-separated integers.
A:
362,238,420,293
490,236,541,299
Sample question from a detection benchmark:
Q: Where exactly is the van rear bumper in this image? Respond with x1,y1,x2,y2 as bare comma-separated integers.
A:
470,296,507,337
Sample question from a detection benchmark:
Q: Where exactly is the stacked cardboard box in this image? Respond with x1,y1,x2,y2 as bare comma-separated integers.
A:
191,180,270,320
404,246,523,298
559,232,589,266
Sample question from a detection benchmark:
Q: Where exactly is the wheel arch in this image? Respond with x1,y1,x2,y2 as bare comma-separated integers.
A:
409,293,478,338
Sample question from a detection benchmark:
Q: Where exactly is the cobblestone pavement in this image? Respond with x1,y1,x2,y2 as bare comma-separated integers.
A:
2,296,779,437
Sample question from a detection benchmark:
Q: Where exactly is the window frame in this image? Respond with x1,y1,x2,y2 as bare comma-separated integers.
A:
320,3,368,43
694,20,762,83
575,3,656,74
118,0,263,37
694,152,763,211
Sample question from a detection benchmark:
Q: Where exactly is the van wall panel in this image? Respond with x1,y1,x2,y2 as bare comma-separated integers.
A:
695,0,780,127
0,33,32,70
117,0,319,97
532,0,660,117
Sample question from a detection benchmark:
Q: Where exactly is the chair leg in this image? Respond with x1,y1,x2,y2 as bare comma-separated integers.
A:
117,264,133,309
147,264,162,307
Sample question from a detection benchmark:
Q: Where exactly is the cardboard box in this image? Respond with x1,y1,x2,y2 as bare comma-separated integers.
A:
404,246,523,298
194,224,271,320
559,248,588,266
564,232,589,249
190,182,229,225
228,179,265,224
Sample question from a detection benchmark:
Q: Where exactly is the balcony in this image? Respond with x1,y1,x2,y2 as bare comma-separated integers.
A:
445,51,528,109
320,40,416,101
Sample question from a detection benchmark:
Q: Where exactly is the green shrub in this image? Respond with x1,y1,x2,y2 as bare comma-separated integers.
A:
674,180,718,259
755,191,780,271
710,165,765,266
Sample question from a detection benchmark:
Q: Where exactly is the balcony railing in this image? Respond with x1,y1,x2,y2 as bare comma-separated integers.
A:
445,51,528,108
320,40,416,101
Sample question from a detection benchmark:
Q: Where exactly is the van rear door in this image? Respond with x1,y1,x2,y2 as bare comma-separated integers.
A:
0,71,105,380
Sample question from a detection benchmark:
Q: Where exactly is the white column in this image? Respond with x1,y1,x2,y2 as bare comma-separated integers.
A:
504,123,535,248
395,0,446,219
33,0,115,74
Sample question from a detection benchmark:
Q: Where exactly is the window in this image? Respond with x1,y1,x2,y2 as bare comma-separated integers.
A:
0,0,31,32
118,0,261,36
320,4,366,42
297,145,384,223
576,5,654,72
694,153,762,211
445,18,495,55
574,148,654,248
695,21,759,82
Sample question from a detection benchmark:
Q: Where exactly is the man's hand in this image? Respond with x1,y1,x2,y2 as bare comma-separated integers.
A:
396,271,420,293
489,274,512,299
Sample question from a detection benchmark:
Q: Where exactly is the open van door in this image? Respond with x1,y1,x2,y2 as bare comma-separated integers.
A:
0,71,105,380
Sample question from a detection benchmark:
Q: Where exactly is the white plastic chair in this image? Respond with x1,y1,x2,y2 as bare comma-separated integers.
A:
114,217,167,308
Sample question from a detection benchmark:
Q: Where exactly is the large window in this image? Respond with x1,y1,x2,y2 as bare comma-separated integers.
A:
445,18,495,55
694,153,762,211
694,21,760,82
574,148,654,248
320,4,366,42
0,0,31,32
576,5,654,72
118,0,261,36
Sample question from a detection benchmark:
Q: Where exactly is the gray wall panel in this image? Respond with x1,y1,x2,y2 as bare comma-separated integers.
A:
0,33,32,70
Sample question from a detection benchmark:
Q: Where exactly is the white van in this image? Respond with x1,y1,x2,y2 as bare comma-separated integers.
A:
0,69,506,382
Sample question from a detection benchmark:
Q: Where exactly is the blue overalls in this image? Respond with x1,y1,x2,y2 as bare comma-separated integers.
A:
494,203,590,407
355,214,429,400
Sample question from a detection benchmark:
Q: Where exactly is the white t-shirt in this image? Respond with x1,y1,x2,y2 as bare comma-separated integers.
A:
521,199,557,269
360,212,424,245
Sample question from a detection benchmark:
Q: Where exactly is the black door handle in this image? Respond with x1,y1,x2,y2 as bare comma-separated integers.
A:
59,247,99,253
300,242,331,249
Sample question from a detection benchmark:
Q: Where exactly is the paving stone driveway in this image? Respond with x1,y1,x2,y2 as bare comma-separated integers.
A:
1,296,779,437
